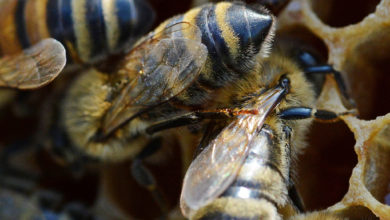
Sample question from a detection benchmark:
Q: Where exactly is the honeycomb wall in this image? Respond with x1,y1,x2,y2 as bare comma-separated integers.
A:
277,0,390,219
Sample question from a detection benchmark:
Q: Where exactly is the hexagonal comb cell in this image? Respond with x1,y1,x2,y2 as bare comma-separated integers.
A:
277,0,390,218
310,0,380,27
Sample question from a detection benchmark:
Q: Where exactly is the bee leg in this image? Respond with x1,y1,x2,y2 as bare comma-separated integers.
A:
288,184,305,213
130,138,169,216
283,125,305,213
49,129,92,178
146,109,259,135
279,107,357,122
146,111,232,135
304,65,356,107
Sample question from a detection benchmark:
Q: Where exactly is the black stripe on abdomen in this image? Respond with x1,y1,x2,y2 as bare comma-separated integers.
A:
46,0,62,41
85,0,107,61
221,186,278,207
47,0,76,53
115,0,135,49
15,0,30,48
206,6,231,70
195,5,235,89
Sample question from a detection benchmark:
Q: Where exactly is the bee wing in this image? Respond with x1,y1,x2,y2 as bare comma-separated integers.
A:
180,87,286,217
103,23,207,135
0,39,66,89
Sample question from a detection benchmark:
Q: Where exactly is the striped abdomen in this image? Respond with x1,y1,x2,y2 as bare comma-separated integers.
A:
0,0,155,63
154,2,274,107
193,124,291,220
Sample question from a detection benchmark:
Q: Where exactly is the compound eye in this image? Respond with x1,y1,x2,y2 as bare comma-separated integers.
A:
279,75,291,92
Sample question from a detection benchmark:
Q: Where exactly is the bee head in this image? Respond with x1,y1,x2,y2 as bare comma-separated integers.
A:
273,33,329,98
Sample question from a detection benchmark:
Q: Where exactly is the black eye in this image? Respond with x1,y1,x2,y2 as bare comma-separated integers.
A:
279,76,290,93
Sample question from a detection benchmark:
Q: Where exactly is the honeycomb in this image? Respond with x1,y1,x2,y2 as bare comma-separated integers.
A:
276,0,390,219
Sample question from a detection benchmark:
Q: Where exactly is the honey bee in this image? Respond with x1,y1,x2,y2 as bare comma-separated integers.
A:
0,189,95,220
0,189,46,220
60,2,275,161
0,0,156,172
0,0,155,64
0,0,155,89
55,1,275,213
58,1,354,216
174,19,357,220
177,49,357,219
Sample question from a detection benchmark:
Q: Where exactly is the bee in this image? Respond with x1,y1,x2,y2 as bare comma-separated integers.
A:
177,49,357,219
0,189,95,220
0,189,46,220
0,139,96,219
55,1,275,213
174,20,357,220
60,1,276,162
0,0,155,89
58,1,354,216
0,0,155,64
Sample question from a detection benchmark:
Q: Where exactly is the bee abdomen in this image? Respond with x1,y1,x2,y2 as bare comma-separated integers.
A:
0,0,155,63
109,0,155,54
222,182,278,207
47,0,155,63
165,2,274,107
193,168,285,219
197,3,273,75
193,125,288,220
194,196,281,220
198,212,261,220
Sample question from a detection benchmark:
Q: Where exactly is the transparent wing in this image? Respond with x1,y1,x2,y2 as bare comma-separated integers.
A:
180,87,286,217
102,23,208,135
0,39,66,89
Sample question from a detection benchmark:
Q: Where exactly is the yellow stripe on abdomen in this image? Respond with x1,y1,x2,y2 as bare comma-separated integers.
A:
192,197,280,220
72,0,91,63
0,0,22,55
182,7,202,40
215,2,239,57
25,0,50,44
102,0,120,52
